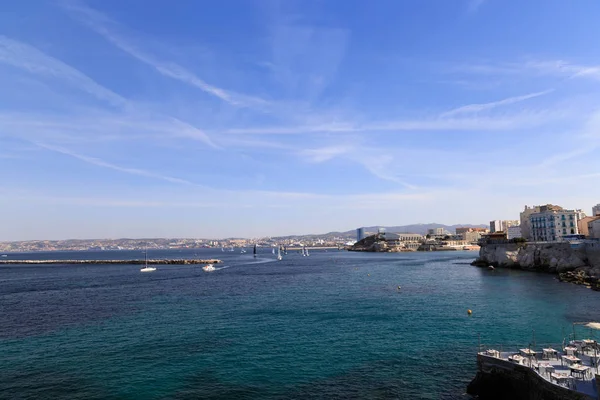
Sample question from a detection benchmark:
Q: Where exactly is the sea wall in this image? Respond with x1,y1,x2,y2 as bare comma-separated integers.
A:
467,354,597,400
473,242,600,290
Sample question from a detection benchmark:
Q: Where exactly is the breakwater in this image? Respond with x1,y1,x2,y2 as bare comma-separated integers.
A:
0,259,222,265
472,241,600,290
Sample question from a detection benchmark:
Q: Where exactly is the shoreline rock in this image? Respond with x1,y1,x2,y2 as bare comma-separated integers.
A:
472,242,600,291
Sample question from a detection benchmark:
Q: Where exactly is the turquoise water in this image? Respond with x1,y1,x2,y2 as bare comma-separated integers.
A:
1,249,599,399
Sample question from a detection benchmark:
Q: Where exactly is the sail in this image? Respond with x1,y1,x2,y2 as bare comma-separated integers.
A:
253,244,257,257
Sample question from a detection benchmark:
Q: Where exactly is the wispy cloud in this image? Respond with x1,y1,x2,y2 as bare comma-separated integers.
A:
300,145,353,163
440,89,554,117
0,35,125,106
225,110,567,135
35,142,207,187
456,59,600,82
62,1,267,108
167,118,220,149
467,0,486,13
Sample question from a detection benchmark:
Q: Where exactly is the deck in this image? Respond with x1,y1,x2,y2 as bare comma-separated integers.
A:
479,340,599,399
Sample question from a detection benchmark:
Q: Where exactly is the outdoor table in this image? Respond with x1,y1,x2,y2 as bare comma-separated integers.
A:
569,364,591,380
538,363,555,376
542,348,558,360
564,346,578,356
519,348,536,357
551,372,574,388
509,354,525,364
561,355,581,366
581,339,598,354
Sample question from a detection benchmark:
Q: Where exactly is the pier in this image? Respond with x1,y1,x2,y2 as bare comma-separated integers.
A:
0,259,222,265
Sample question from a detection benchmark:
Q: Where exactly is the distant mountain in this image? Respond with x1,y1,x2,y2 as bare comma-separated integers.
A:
338,223,488,236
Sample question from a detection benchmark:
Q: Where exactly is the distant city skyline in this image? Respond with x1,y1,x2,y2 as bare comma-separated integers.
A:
1,0,600,241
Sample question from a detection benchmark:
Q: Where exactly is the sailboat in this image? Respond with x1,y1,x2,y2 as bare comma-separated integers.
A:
272,248,276,255
241,248,247,254
306,247,310,256
277,247,283,261
140,248,156,273
221,247,225,252
253,244,257,258
302,247,307,257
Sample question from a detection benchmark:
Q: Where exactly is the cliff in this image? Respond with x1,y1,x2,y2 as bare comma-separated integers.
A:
473,242,600,290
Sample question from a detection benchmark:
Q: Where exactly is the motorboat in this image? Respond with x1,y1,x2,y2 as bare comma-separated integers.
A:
202,264,216,272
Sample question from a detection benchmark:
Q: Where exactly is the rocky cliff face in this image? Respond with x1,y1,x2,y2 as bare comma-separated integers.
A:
473,242,600,290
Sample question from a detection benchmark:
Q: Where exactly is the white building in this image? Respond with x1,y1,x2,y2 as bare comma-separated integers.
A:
529,207,586,242
489,220,503,233
507,226,522,240
427,228,445,236
593,204,600,217
489,220,519,233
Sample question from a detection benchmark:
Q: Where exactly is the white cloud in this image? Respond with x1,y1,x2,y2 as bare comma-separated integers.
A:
62,1,268,108
467,0,486,13
0,35,125,106
299,145,353,163
440,89,553,117
224,110,566,135
35,142,207,187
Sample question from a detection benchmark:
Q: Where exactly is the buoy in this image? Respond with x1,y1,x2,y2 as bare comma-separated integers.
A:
368,274,370,276
467,309,472,315
397,285,401,290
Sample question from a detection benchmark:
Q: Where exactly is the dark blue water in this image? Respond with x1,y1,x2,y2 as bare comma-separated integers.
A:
1,249,599,399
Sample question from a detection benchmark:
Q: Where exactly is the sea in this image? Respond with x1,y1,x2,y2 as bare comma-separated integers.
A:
1,248,600,399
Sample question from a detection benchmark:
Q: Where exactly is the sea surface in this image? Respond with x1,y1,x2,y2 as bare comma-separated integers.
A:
1,249,600,399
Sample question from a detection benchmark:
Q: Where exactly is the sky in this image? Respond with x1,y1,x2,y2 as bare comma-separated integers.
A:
1,0,600,240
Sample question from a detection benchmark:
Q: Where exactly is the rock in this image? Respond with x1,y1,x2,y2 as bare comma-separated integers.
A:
478,242,600,290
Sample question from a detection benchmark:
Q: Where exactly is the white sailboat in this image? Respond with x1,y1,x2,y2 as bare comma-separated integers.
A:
277,247,283,261
306,247,310,256
140,248,156,273
272,248,276,254
241,248,247,254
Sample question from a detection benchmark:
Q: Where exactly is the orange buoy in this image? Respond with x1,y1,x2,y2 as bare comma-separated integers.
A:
467,309,472,315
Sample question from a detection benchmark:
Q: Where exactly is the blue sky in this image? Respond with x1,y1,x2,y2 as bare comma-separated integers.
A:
1,0,600,240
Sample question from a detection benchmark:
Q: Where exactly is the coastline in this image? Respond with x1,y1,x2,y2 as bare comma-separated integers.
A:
472,241,600,291
0,258,222,265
